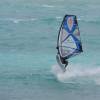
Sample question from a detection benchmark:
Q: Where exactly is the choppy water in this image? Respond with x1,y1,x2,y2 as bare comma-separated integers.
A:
0,0,100,100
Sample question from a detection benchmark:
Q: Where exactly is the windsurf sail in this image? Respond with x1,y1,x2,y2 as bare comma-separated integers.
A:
57,15,83,59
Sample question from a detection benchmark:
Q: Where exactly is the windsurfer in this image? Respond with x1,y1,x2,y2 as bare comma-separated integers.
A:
60,56,68,68
56,53,68,69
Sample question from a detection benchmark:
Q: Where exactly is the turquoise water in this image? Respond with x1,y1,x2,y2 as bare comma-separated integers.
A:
0,0,100,100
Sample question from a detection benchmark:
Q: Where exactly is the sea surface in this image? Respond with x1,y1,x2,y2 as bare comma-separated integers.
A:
0,0,100,100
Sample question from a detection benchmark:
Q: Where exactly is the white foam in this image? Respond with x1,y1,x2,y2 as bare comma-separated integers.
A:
12,18,37,23
0,18,37,23
13,19,20,23
51,64,100,84
55,16,62,21
78,17,100,23
42,4,55,8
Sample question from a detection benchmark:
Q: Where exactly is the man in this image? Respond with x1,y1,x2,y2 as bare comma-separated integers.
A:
59,55,68,68
56,53,68,70
56,46,68,69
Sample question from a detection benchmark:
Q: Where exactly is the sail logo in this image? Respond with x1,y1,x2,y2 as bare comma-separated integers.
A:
67,17,74,31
